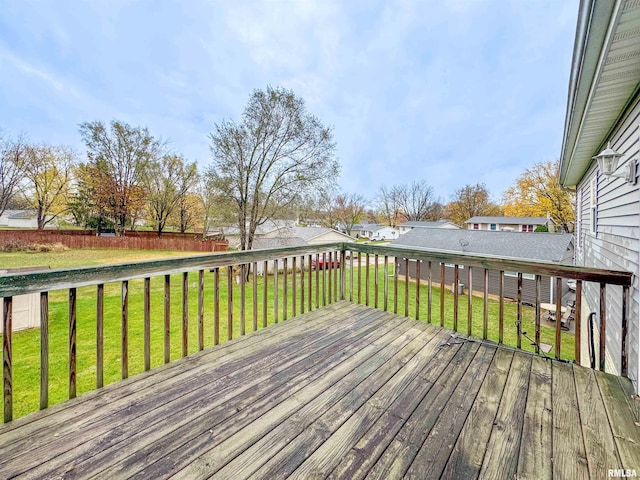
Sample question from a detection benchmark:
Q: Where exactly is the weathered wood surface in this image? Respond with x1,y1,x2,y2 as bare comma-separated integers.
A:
0,302,638,480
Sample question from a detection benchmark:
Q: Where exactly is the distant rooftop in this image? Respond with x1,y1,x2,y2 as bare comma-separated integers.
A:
399,221,459,229
465,216,549,224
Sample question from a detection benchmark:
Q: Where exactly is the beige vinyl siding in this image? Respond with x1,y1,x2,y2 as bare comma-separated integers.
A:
576,104,639,386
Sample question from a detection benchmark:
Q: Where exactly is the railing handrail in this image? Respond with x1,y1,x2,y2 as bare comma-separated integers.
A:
0,243,345,297
0,241,632,298
347,243,633,287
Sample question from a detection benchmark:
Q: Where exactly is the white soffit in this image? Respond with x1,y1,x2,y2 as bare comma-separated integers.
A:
561,0,640,186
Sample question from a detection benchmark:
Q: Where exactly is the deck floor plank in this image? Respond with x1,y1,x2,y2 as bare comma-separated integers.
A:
0,301,637,480
441,347,514,479
167,314,425,480
573,365,623,478
403,343,495,479
516,355,553,480
552,361,590,479
30,306,404,480
478,352,532,479
4,303,385,478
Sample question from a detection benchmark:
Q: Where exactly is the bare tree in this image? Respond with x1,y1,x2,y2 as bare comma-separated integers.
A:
375,185,403,227
0,133,26,217
396,180,437,221
330,192,366,235
145,154,198,237
18,144,75,229
209,86,338,250
79,120,161,236
445,182,502,226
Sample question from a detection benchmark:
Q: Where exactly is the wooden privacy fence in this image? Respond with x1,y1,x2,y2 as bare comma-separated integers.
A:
0,230,227,252
0,242,632,422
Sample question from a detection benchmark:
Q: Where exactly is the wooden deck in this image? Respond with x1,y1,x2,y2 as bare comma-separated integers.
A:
1,302,638,479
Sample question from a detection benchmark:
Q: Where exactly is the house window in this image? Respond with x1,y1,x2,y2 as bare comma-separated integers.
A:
505,271,535,280
590,175,597,235
473,224,479,230
490,223,496,231
521,224,533,232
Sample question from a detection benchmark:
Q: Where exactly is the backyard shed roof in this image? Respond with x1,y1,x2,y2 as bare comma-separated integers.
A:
391,229,573,263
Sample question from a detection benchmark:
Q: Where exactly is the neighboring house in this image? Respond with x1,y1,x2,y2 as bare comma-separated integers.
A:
398,221,460,235
559,0,640,386
359,224,399,241
251,237,308,275
339,222,370,238
222,219,295,249
465,216,551,232
250,226,354,274
391,229,574,305
279,226,355,245
0,210,38,229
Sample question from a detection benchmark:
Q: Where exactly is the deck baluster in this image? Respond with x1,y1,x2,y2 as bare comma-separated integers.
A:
535,275,541,354
357,253,361,304
40,292,48,409
240,264,246,334
263,261,268,327
274,260,279,323
120,282,127,379
182,273,188,357
467,266,473,336
599,282,606,370
213,268,220,344
555,277,562,359
315,254,319,309
164,275,171,361
227,266,233,339
498,271,504,344
453,265,459,331
415,260,421,320
575,280,582,365
144,277,151,369
300,256,305,314
327,253,332,304
283,259,288,320
292,257,297,317
3,297,12,422
483,269,489,340
96,284,104,386
365,253,370,307
383,256,389,311
198,270,204,349
517,273,523,350
252,262,258,331
404,258,409,317
394,257,399,314
440,263,445,327
427,261,432,323
374,254,379,309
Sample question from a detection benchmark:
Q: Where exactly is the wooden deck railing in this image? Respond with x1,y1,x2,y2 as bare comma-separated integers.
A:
0,242,633,423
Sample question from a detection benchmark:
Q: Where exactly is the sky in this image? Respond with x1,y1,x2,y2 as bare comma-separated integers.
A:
0,0,578,206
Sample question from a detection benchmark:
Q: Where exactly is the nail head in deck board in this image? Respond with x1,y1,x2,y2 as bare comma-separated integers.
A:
442,348,514,479
516,355,552,480
572,364,623,478
552,361,590,479
404,344,495,479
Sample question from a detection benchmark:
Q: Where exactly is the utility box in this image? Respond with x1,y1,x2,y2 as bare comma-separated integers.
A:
451,282,464,295
0,266,50,334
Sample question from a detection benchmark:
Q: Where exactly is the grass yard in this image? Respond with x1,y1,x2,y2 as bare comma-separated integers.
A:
2,253,575,420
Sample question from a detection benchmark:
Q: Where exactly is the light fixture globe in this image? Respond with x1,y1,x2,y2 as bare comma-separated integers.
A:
593,142,622,175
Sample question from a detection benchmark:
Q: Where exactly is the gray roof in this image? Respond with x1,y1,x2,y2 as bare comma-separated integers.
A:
465,216,548,225
223,219,294,236
251,237,308,250
400,221,458,228
2,210,36,219
391,229,573,263
280,226,354,241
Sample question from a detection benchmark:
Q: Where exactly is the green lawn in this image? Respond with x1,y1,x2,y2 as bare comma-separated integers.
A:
1,252,575,420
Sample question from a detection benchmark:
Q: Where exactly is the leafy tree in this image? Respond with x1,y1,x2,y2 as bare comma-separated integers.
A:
79,120,160,236
18,144,75,229
445,183,502,226
145,154,198,236
209,86,338,250
0,133,26,217
502,160,574,232
171,192,203,234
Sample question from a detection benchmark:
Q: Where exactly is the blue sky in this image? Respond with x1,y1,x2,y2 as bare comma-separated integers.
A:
0,0,578,205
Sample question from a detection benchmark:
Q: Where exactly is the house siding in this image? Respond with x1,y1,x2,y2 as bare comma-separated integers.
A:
575,103,640,386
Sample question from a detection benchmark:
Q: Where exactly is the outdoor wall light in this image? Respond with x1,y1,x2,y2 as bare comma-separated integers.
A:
593,142,638,184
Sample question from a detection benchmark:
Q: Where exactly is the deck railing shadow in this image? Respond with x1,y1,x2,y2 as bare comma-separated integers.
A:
0,242,633,422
